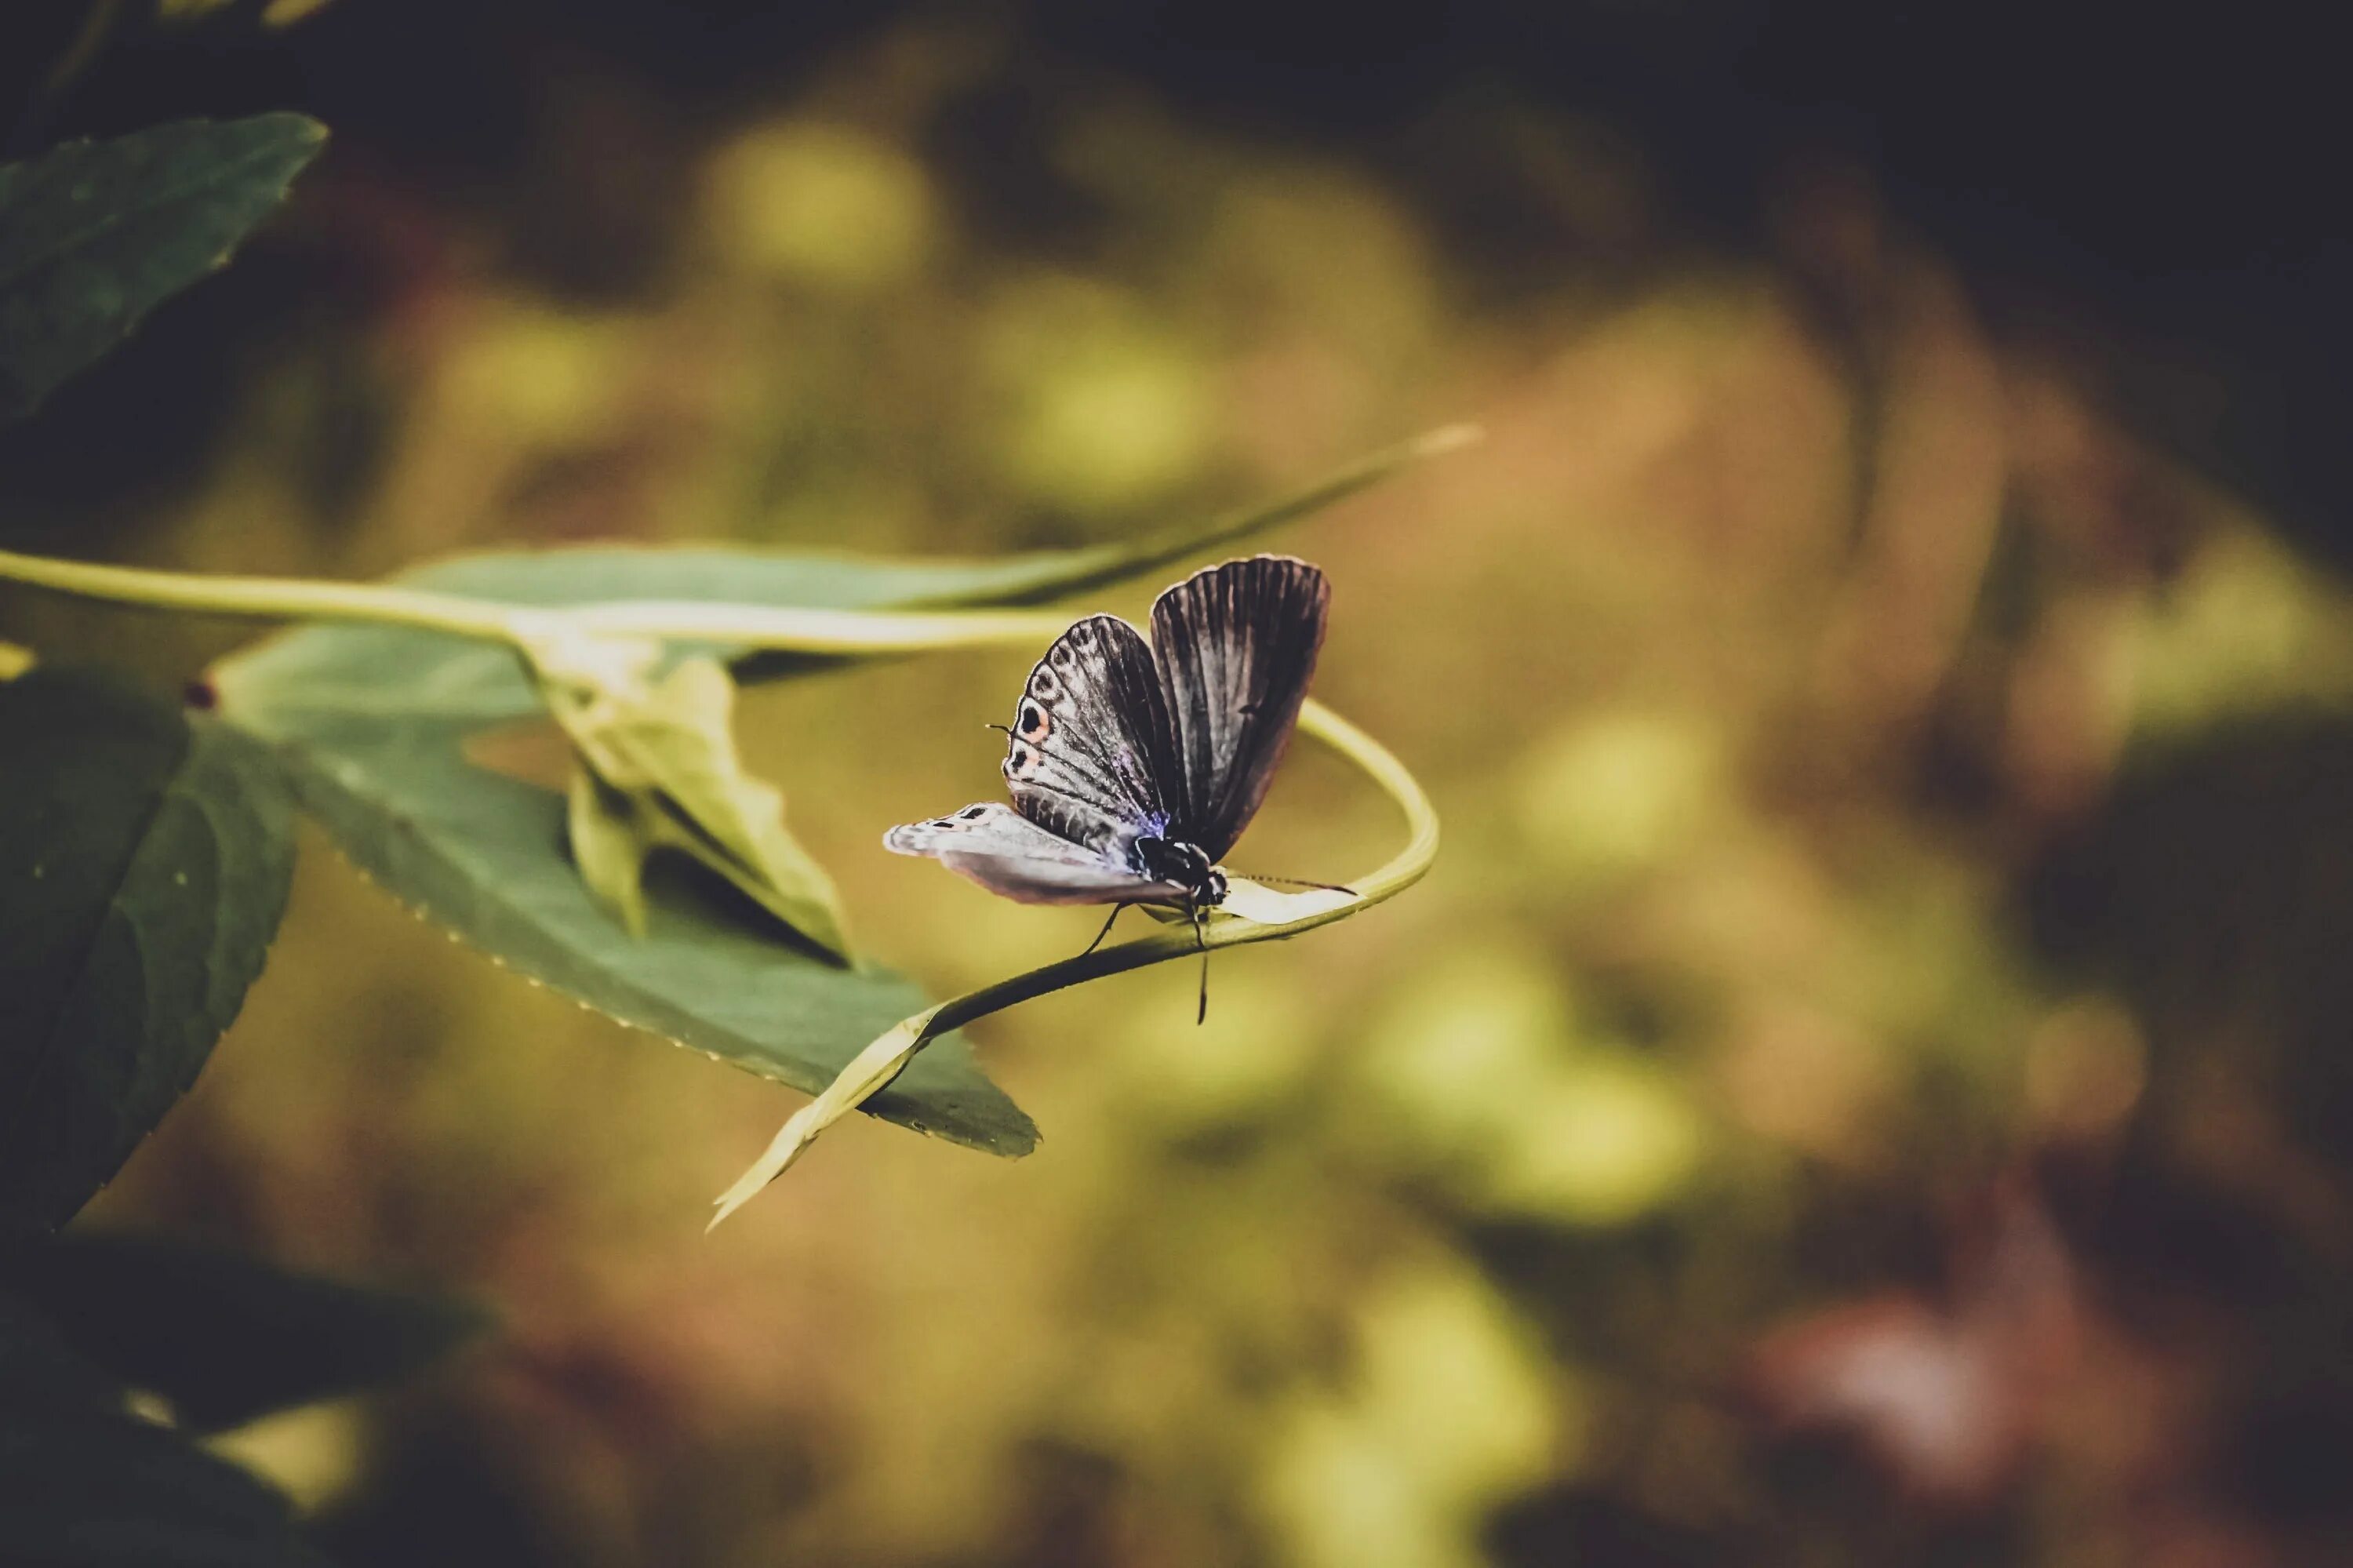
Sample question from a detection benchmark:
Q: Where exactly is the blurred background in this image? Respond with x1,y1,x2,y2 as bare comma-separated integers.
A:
5,2,2353,1564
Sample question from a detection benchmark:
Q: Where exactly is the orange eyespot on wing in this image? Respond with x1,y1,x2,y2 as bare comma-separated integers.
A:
999,613,1177,858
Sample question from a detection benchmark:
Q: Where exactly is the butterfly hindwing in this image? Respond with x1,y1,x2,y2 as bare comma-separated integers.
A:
884,803,1182,904
1002,613,1181,862
1150,555,1329,860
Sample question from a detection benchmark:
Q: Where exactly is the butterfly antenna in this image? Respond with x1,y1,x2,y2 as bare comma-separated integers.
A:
1229,871,1358,896
1081,903,1128,957
1193,904,1210,1025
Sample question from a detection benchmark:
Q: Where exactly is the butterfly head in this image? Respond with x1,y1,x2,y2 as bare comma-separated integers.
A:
1135,836,1227,909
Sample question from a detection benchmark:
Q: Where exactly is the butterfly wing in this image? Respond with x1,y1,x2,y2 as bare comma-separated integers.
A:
1002,613,1182,864
884,804,1184,904
1150,555,1329,860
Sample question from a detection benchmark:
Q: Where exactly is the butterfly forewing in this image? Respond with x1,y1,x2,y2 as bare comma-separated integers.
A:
884,804,1182,904
1150,555,1329,859
1002,613,1182,863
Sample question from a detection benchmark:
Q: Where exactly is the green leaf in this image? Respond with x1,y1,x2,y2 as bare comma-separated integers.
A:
0,113,328,421
531,637,853,960
215,710,1035,1157
0,1231,486,1435
0,669,296,1237
0,1291,333,1567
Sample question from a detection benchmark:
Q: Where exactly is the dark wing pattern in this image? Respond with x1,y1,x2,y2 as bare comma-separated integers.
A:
884,804,1183,904
1150,555,1329,860
1001,613,1181,864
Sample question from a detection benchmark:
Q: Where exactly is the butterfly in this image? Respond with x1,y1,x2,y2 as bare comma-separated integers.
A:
884,555,1330,1013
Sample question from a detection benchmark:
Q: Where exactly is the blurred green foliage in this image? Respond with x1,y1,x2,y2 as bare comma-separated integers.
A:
5,12,2351,1567
0,111,322,418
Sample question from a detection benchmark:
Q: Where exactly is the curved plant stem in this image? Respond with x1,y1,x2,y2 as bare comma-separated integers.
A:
0,545,526,640
0,544,1089,655
707,697,1438,1225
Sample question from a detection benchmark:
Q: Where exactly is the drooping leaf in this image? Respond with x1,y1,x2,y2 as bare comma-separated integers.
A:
530,636,852,959
0,1291,332,1567
0,114,327,421
0,1231,486,1435
567,769,654,937
212,708,1034,1157
0,668,296,1237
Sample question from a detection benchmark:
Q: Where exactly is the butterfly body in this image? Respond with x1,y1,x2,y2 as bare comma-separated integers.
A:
885,555,1327,919
1133,835,1227,910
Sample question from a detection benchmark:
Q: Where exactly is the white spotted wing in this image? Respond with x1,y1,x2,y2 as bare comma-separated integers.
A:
883,803,1183,904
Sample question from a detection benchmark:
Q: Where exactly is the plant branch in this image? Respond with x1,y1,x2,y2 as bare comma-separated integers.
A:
0,545,528,642
0,545,1085,654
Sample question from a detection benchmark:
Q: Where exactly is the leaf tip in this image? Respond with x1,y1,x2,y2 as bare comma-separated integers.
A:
707,1102,824,1230
250,109,331,149
706,1173,758,1233
705,1164,773,1233
1411,422,1485,459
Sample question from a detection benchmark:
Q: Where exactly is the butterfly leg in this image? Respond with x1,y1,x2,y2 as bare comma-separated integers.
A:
1192,903,1210,1026
1080,903,1129,957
